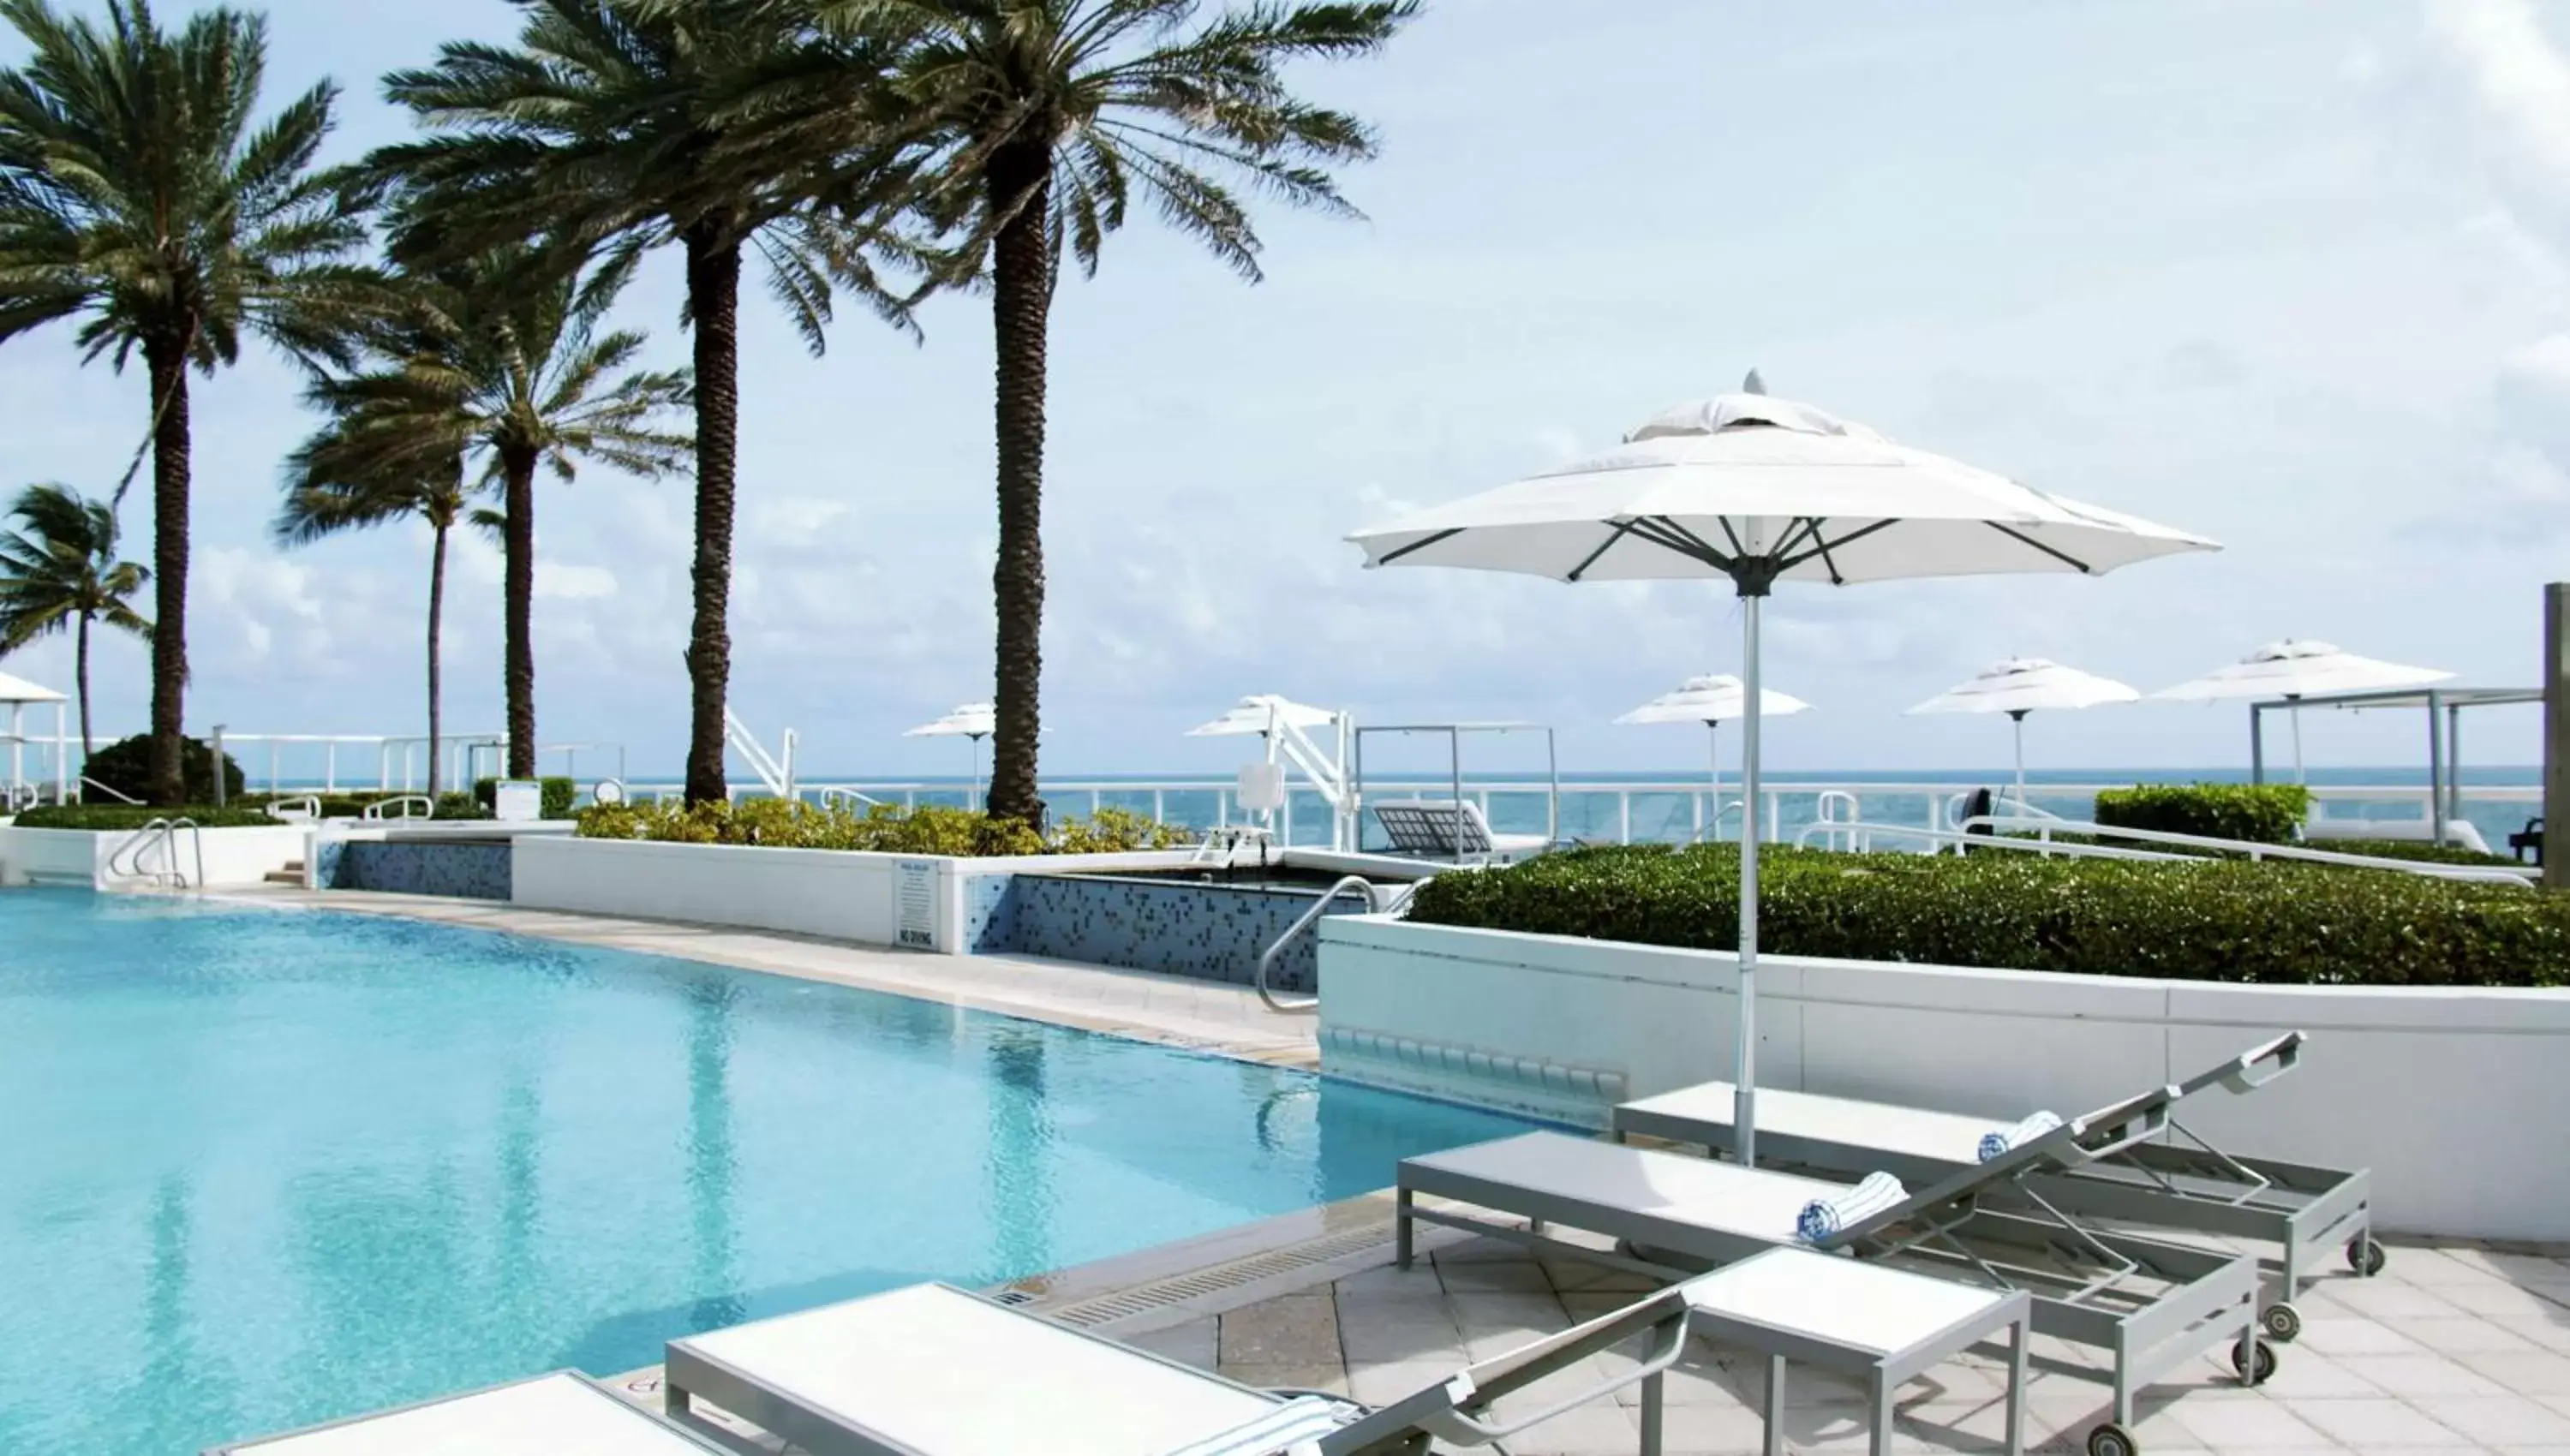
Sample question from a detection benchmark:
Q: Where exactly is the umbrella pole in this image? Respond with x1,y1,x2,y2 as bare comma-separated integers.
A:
1736,592,1762,1167
2291,699,2306,785
971,736,983,812
2011,710,2029,811
1706,719,1721,838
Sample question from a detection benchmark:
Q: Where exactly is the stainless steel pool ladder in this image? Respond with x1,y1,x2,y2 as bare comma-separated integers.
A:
362,795,436,821
107,816,204,889
1255,874,1416,1013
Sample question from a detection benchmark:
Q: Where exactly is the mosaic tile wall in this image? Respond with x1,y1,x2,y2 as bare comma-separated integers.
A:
331,839,513,900
971,872,1369,993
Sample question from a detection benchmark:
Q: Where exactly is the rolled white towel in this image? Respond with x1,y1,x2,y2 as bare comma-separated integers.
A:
1976,1110,2064,1163
1158,1395,1354,1456
1796,1171,1907,1245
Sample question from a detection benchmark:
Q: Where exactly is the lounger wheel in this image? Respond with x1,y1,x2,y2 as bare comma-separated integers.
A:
2087,1421,2138,1456
2262,1302,2303,1343
2347,1235,2386,1277
2232,1335,2279,1386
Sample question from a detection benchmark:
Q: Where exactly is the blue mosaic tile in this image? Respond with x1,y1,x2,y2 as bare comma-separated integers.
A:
980,873,1366,993
333,840,512,900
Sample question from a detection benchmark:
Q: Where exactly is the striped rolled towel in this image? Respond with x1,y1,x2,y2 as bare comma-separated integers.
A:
1795,1171,1907,1244
1976,1110,2065,1163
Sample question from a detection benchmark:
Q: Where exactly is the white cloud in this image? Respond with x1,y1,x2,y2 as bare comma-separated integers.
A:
2424,0,2570,203
538,563,619,601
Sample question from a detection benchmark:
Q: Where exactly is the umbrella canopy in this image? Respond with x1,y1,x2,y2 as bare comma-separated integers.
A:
1909,657,2138,809
1616,673,1810,725
2152,640,2452,702
1186,695,1339,737
905,702,995,739
0,670,65,705
1910,657,2138,717
1348,382,2216,1167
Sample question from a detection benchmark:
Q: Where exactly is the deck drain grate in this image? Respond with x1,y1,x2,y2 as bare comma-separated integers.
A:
1034,1225,1396,1328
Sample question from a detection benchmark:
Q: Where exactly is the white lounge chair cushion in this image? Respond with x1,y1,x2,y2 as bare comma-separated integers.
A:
224,1373,710,1455
1408,1132,1844,1243
1622,1080,2023,1167
1158,1395,1352,1456
1977,1111,2063,1162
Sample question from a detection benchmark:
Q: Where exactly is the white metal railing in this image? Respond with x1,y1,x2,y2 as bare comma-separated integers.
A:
105,817,202,888
265,796,322,823
1793,819,2201,863
363,795,437,821
1957,815,2538,888
1255,875,1414,1012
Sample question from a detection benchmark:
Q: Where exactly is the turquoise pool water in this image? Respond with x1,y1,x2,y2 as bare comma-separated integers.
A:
0,890,1534,1454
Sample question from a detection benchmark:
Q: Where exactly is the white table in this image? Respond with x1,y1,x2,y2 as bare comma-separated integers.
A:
1680,1248,2031,1456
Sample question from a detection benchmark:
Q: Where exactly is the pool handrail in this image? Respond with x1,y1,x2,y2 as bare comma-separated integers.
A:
1958,814,2539,887
1257,874,1410,1013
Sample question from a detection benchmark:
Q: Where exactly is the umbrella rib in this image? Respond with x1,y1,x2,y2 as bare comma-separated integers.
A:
1779,517,1897,577
1564,520,1642,582
1985,522,2094,574
1375,528,1464,565
1641,516,1734,565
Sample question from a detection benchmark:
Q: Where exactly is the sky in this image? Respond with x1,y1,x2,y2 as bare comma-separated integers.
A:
4,0,2570,782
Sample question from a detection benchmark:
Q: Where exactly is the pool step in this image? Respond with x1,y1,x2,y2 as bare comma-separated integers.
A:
265,859,307,886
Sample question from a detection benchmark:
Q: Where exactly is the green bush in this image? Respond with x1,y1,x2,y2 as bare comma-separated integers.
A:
573,798,1189,857
12,804,275,830
2093,783,2310,844
80,733,243,804
1402,842,2570,988
2307,838,2524,868
473,777,577,820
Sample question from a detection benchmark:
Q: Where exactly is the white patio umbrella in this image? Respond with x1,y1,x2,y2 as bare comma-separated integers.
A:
1184,695,1338,737
905,702,995,808
0,669,69,806
2152,641,2452,783
1907,657,2137,809
1616,674,1809,830
1347,382,2216,1164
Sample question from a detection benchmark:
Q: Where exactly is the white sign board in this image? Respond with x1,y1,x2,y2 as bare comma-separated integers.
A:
494,780,543,822
894,859,938,950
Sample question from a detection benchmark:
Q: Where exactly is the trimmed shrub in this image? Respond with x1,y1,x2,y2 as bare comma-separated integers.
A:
1402,842,2570,988
473,777,577,820
13,804,275,830
2094,783,2310,844
573,798,1187,857
81,734,244,804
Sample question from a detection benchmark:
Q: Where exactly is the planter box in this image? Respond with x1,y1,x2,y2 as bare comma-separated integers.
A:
1317,914,2570,1241
0,823,311,889
511,836,1203,953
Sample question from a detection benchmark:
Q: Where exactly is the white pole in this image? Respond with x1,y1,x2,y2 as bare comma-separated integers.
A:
2290,697,2306,785
1706,719,1722,835
1736,592,1762,1168
2011,710,2029,810
55,701,68,803
9,701,21,797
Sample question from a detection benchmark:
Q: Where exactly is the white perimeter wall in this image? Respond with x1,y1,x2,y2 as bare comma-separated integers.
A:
511,837,1203,953
1318,915,2570,1241
0,825,310,888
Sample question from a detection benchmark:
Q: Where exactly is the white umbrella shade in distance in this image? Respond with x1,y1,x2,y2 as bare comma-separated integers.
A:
1346,377,2217,1166
2151,641,2453,783
1907,657,2138,810
905,702,995,809
1184,695,1339,737
1616,674,1810,832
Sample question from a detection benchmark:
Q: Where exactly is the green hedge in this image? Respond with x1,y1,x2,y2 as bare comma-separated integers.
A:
1402,843,2569,988
575,798,1192,856
474,777,577,820
2094,783,2310,844
81,733,244,803
11,804,276,830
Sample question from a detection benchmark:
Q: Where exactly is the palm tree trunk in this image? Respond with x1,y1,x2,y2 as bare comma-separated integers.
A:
502,448,538,779
75,607,92,761
984,146,1055,826
141,332,192,806
682,224,742,807
427,520,448,799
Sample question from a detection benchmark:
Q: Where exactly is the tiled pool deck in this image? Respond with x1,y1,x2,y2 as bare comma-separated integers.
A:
212,888,2570,1454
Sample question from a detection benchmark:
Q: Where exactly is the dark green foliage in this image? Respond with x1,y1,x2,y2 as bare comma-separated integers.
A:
2094,783,2311,844
81,733,241,803
574,797,1190,856
1403,843,2570,988
473,777,577,820
13,803,272,829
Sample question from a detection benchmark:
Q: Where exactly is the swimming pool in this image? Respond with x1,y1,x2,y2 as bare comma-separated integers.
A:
0,890,1535,1455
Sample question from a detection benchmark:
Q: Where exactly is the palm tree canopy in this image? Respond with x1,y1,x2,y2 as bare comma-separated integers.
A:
373,0,922,354
276,247,695,517
0,482,149,652
812,0,1418,282
0,0,380,372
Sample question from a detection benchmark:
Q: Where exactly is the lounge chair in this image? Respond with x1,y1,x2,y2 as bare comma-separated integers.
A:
1611,1032,2378,1342
1371,799,1551,862
662,1278,1700,1455
1399,1088,2269,1456
205,1370,728,1455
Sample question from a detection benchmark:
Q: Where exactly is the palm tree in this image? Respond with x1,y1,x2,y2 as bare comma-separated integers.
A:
278,248,691,781
0,483,150,759
794,0,1415,823
374,0,923,804
0,0,380,804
